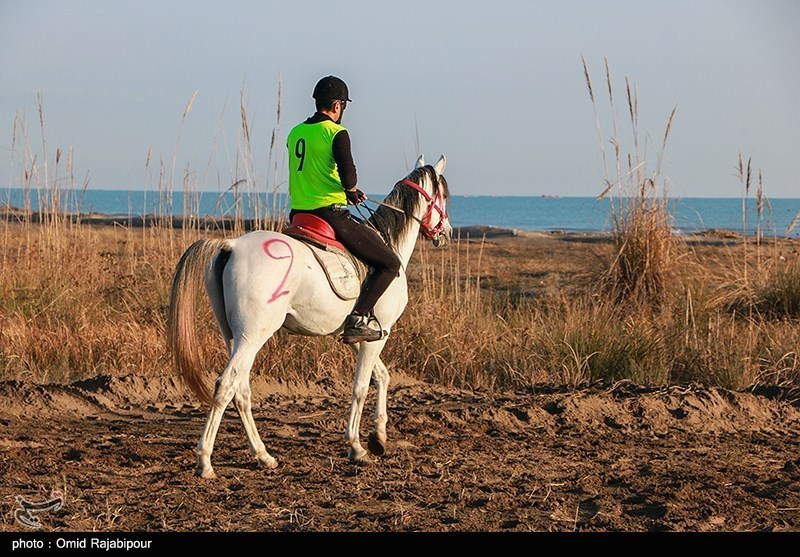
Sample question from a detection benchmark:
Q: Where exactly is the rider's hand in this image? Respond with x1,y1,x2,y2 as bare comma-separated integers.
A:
345,188,366,205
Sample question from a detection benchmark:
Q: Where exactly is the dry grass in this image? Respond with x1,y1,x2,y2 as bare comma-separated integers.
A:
582,56,678,305
2,214,799,390
2,82,799,392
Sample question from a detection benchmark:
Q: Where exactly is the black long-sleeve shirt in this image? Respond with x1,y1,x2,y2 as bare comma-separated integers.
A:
304,112,357,190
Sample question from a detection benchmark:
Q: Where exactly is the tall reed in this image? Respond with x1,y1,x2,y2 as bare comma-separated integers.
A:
582,56,678,306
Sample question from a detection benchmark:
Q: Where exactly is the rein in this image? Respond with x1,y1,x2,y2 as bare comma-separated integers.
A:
360,177,448,241
352,201,392,244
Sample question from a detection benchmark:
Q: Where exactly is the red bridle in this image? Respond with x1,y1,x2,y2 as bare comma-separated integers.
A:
399,178,449,239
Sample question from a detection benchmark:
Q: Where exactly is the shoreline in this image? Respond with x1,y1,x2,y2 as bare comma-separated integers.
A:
0,204,558,237
0,204,786,244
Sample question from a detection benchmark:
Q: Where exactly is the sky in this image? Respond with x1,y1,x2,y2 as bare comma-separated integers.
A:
1,0,798,198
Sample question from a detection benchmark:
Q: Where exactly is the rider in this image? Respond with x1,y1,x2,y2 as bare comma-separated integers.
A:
286,75,402,344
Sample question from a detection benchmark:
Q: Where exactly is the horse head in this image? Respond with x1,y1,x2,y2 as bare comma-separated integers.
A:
368,154,452,250
410,154,452,247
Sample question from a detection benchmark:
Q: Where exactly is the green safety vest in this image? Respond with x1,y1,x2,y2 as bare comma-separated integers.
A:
286,119,348,210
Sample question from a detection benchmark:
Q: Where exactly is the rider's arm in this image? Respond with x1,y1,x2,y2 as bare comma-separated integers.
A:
332,130,358,192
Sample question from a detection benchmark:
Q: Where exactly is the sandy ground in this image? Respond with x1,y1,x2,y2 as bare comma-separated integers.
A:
1,371,799,533
2,228,799,534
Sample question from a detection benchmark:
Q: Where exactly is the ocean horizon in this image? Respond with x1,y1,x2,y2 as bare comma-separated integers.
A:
3,188,799,238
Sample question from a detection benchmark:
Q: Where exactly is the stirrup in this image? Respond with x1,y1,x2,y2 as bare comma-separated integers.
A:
341,313,387,344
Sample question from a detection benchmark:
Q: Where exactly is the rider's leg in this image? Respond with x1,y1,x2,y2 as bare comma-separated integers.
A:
307,207,401,342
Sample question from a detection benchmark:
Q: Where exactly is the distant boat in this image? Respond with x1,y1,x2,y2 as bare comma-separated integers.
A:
542,195,561,199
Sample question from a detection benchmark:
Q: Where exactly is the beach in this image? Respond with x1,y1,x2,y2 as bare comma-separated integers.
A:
1,216,799,531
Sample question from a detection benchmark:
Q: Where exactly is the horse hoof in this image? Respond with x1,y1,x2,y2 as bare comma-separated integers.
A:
195,467,217,479
367,432,386,457
348,446,369,463
256,454,278,470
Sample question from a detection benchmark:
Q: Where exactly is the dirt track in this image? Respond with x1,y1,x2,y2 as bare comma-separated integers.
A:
1,373,799,533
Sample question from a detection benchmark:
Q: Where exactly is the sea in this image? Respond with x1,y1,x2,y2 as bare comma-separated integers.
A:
3,189,800,238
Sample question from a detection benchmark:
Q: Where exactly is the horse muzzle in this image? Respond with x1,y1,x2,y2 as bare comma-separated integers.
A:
431,228,451,248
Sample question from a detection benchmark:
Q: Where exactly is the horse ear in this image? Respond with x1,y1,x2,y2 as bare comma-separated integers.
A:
414,155,425,169
433,155,446,175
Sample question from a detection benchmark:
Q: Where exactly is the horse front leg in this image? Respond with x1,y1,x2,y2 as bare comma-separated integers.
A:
367,357,390,456
346,345,390,457
345,339,387,462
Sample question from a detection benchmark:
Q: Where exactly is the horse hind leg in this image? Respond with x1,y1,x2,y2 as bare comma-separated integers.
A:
196,340,263,478
233,379,278,470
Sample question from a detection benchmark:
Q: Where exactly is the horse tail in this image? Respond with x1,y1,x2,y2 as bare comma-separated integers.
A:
168,238,233,405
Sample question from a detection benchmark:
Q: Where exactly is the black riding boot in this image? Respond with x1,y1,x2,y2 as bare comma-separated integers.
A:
342,313,384,344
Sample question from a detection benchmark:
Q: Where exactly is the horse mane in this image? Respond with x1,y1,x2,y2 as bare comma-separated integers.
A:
369,165,449,247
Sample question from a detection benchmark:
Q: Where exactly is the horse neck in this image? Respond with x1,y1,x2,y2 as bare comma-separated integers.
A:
391,178,436,268
392,216,423,270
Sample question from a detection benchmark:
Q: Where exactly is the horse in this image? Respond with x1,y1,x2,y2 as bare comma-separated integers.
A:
168,154,451,478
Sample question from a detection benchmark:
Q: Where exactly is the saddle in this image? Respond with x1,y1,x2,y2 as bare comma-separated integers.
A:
283,213,367,300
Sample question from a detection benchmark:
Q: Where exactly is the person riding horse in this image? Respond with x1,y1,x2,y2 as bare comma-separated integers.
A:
286,75,401,344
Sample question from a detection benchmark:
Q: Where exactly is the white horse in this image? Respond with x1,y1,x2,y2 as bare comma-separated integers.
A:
168,155,451,478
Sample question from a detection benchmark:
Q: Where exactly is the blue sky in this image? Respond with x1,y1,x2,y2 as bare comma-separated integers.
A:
1,0,798,197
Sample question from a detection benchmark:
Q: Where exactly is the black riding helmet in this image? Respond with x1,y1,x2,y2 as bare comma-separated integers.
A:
312,75,351,102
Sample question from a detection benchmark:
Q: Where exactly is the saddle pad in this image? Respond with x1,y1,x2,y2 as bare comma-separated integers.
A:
304,242,367,301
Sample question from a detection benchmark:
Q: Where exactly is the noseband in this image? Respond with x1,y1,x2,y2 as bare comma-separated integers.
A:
398,178,448,239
